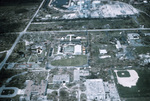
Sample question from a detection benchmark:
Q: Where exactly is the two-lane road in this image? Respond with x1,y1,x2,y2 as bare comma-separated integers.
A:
25,27,150,34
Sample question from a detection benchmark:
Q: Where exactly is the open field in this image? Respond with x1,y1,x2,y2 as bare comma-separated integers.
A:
6,71,47,89
51,55,87,66
0,33,19,51
29,18,138,31
133,3,150,15
0,0,42,33
0,95,21,101
134,46,150,54
0,53,6,63
0,69,25,87
117,71,130,77
137,13,150,28
0,0,43,64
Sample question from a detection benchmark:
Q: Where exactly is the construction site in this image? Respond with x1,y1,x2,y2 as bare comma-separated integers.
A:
49,0,139,19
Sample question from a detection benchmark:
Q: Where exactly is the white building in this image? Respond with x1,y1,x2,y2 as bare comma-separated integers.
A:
74,45,82,55
99,49,107,55
116,40,122,50
57,44,82,55
65,34,76,41
74,69,80,81
128,33,140,40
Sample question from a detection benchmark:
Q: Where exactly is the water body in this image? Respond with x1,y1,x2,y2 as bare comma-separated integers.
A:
51,0,69,9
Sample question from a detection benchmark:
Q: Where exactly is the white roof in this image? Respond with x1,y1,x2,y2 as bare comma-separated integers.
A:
100,55,111,59
91,11,99,18
99,49,107,54
74,69,80,81
128,33,139,40
66,34,75,37
92,1,101,4
116,40,122,49
74,45,82,53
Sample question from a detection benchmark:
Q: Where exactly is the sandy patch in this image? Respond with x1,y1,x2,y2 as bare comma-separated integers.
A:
114,70,139,88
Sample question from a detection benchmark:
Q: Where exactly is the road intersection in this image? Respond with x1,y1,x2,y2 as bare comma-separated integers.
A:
0,0,150,71
0,0,46,70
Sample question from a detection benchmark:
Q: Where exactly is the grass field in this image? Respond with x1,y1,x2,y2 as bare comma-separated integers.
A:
51,55,87,66
113,69,150,98
0,53,6,63
137,12,150,28
134,46,150,54
117,71,130,77
29,18,138,31
0,0,42,33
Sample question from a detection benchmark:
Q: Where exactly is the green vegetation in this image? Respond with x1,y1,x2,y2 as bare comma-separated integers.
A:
47,84,60,90
80,84,86,92
80,93,87,101
47,91,58,101
134,46,150,54
1,89,14,95
29,55,38,62
0,69,24,87
141,36,150,45
59,89,69,101
137,13,150,28
0,53,6,63
133,3,150,28
15,8,29,14
51,55,87,66
0,33,18,51
29,18,138,31
113,69,150,98
6,71,47,89
126,97,150,101
59,88,78,101
66,83,76,88
117,71,130,77
54,47,58,54
0,0,42,33
0,95,21,101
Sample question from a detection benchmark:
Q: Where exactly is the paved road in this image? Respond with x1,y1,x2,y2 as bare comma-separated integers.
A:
31,20,85,24
0,50,7,54
0,87,18,98
26,28,150,34
0,0,150,70
0,0,46,70
6,72,27,83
